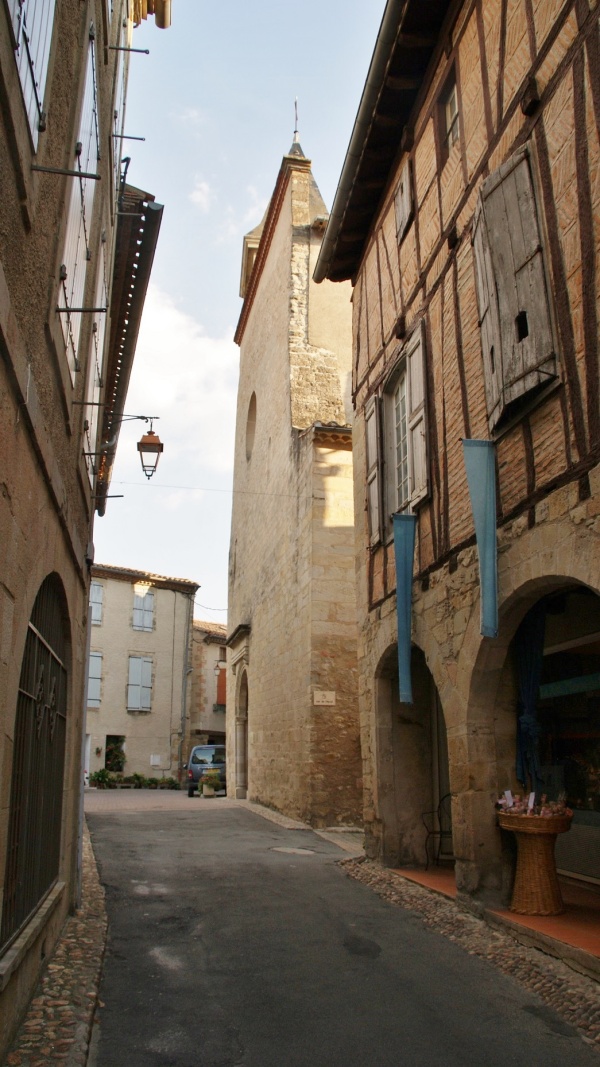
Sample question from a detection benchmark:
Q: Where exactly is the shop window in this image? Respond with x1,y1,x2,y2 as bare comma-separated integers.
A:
472,144,558,432
8,0,56,149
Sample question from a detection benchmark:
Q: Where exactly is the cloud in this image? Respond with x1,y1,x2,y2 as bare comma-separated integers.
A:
110,282,239,484
189,178,213,212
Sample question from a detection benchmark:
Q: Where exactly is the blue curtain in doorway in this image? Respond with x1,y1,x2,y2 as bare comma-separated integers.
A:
393,513,417,704
515,603,546,791
462,439,498,638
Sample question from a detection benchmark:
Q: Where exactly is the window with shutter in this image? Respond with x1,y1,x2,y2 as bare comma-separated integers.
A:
472,144,558,432
90,581,103,624
83,241,108,483
8,0,56,149
57,24,100,381
365,397,382,546
392,157,409,242
382,324,429,535
87,652,102,707
394,158,413,241
132,590,154,631
127,655,152,710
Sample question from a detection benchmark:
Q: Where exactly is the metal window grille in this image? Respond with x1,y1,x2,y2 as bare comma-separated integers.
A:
8,0,56,149
1,576,68,954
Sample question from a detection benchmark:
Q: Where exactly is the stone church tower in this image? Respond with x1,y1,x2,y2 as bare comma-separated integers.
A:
227,138,362,827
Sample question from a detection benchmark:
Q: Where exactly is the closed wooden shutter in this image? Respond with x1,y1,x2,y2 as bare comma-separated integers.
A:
83,241,108,483
473,145,557,431
407,324,428,506
58,25,100,381
365,397,382,546
216,665,226,705
87,652,102,706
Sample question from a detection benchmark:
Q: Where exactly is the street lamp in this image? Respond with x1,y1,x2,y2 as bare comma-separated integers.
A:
137,423,164,479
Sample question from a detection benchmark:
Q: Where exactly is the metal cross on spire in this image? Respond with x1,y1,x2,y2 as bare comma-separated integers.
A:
293,97,300,144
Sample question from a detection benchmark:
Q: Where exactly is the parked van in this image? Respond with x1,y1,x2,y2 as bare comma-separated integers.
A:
185,744,226,797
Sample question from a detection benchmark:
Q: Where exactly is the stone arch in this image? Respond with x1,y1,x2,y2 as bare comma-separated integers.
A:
452,516,600,897
371,642,450,868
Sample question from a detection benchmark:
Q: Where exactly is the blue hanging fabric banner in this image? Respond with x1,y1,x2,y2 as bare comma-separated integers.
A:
462,439,498,638
392,513,417,704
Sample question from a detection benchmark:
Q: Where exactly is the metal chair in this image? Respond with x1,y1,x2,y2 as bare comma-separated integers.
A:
422,793,453,869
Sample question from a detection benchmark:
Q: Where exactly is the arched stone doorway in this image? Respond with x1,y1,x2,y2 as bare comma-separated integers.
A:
373,645,451,868
1,574,70,953
235,669,249,799
463,577,600,898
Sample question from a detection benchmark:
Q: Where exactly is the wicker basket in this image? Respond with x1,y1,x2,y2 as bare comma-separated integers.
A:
498,812,573,915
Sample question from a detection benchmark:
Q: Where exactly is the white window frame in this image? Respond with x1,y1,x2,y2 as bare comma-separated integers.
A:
8,0,56,150
365,396,382,546
127,655,153,711
87,651,102,707
90,581,104,625
132,589,154,631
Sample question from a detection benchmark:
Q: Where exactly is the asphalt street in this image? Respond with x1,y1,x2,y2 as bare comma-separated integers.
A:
86,802,598,1067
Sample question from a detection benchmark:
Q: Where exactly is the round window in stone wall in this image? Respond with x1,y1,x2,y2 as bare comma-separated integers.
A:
246,392,257,460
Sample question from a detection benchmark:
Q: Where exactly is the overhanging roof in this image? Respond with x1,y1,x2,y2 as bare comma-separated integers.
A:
314,0,452,284
95,184,163,515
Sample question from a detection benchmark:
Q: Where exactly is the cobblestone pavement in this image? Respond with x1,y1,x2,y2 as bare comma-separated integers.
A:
3,796,599,1065
3,825,106,1067
341,858,600,1054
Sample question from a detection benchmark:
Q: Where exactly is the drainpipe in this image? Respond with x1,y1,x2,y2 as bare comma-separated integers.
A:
76,578,94,907
178,593,194,780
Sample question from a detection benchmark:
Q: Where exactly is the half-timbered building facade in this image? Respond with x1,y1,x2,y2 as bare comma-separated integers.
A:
316,0,600,901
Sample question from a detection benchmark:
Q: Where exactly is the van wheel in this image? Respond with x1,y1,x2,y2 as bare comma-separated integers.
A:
187,786,195,798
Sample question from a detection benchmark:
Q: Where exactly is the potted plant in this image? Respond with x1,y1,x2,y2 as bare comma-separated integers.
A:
89,768,111,789
201,770,222,797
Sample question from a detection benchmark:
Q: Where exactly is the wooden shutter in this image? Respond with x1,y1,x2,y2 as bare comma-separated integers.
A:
127,656,142,708
472,198,503,430
58,25,100,380
407,325,428,506
140,657,152,710
9,0,56,148
394,159,413,241
83,241,108,482
87,652,102,706
216,666,226,705
90,582,103,624
365,397,382,545
474,145,557,431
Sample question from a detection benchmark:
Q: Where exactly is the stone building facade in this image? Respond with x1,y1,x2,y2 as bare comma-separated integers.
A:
227,140,362,827
86,566,198,780
0,1,167,1054
187,621,227,754
316,0,600,900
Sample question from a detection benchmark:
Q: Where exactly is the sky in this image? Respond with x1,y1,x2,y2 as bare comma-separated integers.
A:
93,1,385,624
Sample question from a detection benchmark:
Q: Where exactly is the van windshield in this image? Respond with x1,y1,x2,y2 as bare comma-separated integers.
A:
191,747,225,766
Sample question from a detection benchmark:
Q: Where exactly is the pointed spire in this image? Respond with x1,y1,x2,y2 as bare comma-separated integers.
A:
288,97,305,157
